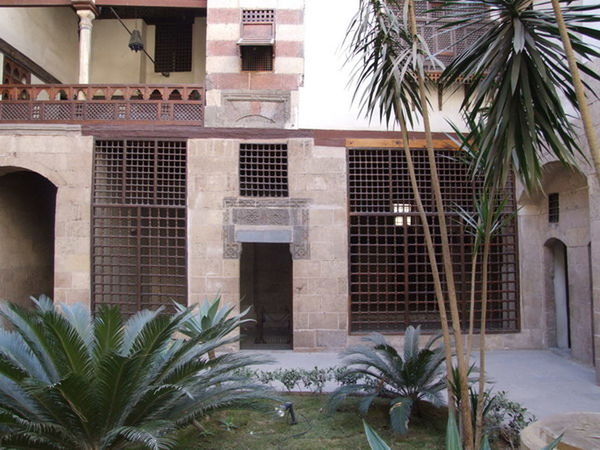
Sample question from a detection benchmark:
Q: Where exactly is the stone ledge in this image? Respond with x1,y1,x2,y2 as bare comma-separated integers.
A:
520,412,600,450
0,124,82,136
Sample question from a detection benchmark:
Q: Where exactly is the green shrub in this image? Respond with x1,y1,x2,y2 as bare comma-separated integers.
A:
301,367,330,393
0,296,270,449
486,391,536,448
272,368,303,391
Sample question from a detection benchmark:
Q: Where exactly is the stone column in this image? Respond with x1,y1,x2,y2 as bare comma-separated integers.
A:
76,9,95,84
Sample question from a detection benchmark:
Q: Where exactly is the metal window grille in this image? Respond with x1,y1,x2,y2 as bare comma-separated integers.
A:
241,46,273,71
242,9,275,23
239,143,288,197
348,148,519,333
92,139,187,314
548,193,559,223
154,23,193,73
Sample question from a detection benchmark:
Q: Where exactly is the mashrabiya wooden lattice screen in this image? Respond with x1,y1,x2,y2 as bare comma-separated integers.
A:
92,139,187,314
347,148,519,333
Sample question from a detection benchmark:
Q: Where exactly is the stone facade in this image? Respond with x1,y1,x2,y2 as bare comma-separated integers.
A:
0,125,93,306
0,1,597,383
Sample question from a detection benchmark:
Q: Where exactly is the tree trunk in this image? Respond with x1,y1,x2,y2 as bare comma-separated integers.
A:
406,1,473,447
550,0,600,182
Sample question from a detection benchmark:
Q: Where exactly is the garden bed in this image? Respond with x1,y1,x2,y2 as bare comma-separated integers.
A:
174,394,447,449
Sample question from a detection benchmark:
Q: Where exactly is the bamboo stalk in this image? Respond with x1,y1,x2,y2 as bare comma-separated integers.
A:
396,105,457,414
406,1,473,447
473,187,496,448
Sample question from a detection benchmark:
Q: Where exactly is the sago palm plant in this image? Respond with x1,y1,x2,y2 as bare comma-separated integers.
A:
0,296,270,449
328,326,445,434
174,295,253,358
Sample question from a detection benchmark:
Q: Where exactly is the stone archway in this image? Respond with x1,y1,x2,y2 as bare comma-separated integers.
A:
528,162,593,363
0,168,56,306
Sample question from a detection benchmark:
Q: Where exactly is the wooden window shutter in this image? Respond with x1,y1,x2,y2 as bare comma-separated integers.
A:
154,23,193,73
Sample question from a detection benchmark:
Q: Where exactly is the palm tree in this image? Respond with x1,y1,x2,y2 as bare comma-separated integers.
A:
0,296,270,449
347,1,474,443
439,0,600,445
550,0,600,181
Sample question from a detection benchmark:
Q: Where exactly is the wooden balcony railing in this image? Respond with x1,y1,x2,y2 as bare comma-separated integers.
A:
0,84,204,125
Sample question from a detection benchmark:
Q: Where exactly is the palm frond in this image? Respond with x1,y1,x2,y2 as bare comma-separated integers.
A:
439,0,600,191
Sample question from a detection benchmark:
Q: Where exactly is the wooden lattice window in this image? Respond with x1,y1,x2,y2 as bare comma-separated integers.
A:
242,9,275,23
393,1,488,71
92,139,187,315
548,193,559,223
239,9,275,71
347,148,519,333
241,46,273,71
2,57,31,84
239,143,288,197
154,23,193,73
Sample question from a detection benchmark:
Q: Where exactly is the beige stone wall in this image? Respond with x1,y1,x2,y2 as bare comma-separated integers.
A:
0,7,79,83
0,125,93,306
186,138,348,350
580,58,600,380
187,138,240,316
288,141,349,350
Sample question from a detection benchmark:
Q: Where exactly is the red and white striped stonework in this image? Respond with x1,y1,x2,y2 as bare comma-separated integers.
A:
205,0,304,92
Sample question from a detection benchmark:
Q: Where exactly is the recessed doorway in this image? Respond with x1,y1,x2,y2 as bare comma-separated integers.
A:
547,239,571,350
0,170,56,306
240,243,293,350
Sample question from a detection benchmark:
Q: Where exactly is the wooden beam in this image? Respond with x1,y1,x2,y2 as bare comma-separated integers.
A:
0,0,206,7
0,0,70,6
0,37,61,83
96,0,206,7
346,138,457,150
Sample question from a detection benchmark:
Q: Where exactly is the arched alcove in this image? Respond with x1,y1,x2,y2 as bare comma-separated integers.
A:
0,168,56,306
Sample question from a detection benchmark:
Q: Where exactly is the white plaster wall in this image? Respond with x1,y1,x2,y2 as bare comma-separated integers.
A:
298,0,464,132
91,18,206,85
0,7,78,83
90,19,144,84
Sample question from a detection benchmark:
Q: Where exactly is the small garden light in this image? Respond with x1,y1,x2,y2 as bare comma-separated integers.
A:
277,402,297,425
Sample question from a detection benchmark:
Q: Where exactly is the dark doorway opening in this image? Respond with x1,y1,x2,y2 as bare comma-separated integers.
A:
547,239,571,350
240,243,293,350
0,170,56,306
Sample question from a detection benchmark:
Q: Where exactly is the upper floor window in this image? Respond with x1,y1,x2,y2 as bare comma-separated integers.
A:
549,193,559,223
154,22,193,73
238,9,275,72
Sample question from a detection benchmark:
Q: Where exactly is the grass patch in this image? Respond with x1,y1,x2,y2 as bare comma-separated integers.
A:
174,394,446,449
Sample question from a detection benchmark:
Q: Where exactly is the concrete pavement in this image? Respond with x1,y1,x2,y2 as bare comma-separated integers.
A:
243,349,600,419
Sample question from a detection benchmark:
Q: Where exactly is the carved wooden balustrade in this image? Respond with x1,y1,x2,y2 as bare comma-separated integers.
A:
0,84,204,125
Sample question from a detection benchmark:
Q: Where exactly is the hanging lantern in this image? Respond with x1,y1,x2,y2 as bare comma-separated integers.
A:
128,29,144,52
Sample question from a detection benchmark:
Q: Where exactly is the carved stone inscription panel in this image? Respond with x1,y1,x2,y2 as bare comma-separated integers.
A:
223,198,310,259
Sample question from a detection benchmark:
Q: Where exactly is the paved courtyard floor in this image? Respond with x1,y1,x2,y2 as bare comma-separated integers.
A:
244,349,600,419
